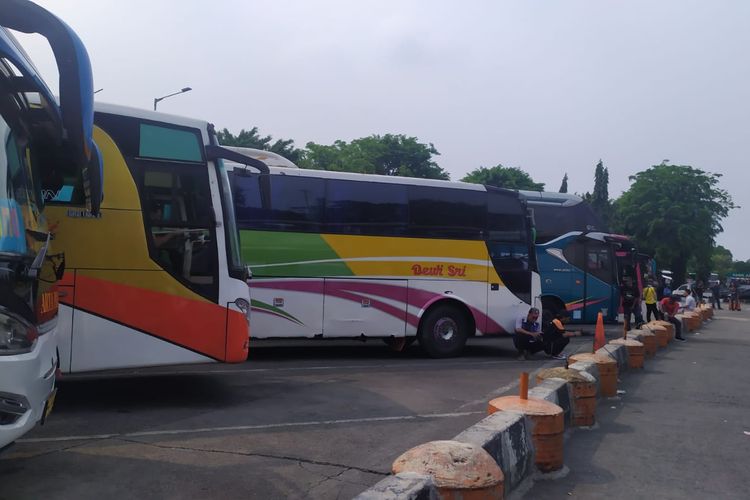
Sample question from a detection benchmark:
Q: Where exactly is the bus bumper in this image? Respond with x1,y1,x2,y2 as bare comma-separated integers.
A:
0,328,58,449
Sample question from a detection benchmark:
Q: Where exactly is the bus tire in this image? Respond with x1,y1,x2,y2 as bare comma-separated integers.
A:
418,304,469,358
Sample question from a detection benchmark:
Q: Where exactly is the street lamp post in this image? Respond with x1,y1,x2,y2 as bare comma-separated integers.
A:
153,87,192,111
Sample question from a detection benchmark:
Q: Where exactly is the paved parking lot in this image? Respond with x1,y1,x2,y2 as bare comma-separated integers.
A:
1,328,623,500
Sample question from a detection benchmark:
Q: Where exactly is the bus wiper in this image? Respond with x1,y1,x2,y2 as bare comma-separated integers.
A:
26,231,51,280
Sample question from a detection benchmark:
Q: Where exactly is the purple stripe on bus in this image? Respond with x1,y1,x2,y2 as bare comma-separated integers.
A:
249,279,507,334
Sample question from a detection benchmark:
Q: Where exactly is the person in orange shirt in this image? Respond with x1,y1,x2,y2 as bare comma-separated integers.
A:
542,311,583,360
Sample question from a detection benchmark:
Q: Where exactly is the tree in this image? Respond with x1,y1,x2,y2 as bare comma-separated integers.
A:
217,127,304,164
731,259,750,275
461,165,544,190
583,160,612,226
559,173,568,193
613,164,736,285
710,245,733,280
299,134,449,179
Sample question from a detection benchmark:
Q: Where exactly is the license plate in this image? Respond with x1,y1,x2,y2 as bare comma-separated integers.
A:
41,388,57,425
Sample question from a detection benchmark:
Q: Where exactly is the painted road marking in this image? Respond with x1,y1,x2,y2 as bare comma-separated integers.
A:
18,411,484,444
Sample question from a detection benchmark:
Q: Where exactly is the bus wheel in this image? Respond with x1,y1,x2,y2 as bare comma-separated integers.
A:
418,305,469,358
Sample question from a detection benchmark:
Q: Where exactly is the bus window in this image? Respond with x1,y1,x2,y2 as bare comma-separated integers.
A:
139,123,203,162
236,175,325,232
408,185,486,239
325,179,407,236
488,242,529,271
232,173,263,227
142,166,218,299
586,246,614,284
487,191,525,242
564,240,615,284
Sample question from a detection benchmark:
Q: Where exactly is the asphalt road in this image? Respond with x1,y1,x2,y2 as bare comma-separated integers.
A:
0,328,619,500
526,308,750,499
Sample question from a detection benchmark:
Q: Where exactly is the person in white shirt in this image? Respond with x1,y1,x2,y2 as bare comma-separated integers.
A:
513,307,545,360
683,290,697,312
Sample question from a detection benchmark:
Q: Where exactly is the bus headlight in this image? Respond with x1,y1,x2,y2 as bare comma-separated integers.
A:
0,308,38,356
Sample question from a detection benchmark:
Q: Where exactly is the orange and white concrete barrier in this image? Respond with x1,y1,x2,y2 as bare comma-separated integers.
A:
536,367,597,427
392,440,505,500
630,329,657,357
569,352,618,397
608,338,645,369
488,373,565,472
644,323,669,347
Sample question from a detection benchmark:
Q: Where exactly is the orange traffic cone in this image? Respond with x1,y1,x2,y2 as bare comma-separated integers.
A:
594,312,606,352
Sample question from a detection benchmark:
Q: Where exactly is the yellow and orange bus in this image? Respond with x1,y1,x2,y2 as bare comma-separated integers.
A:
42,104,253,373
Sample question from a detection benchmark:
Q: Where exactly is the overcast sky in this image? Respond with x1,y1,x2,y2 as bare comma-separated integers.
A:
19,0,750,260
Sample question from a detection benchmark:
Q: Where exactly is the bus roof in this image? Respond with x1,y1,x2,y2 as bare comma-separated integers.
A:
94,102,209,132
517,190,587,207
222,147,299,169
225,162,499,192
519,191,608,242
543,230,627,245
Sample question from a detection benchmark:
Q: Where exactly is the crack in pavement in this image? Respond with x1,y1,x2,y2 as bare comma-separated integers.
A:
301,462,353,494
0,439,91,462
114,437,389,477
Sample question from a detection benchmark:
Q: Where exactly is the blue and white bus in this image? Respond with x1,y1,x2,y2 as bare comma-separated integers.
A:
520,192,640,324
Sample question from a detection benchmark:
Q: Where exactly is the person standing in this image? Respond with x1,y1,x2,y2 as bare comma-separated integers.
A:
694,280,705,305
513,307,545,360
643,281,659,321
620,277,640,332
711,282,722,310
660,294,686,341
684,290,697,312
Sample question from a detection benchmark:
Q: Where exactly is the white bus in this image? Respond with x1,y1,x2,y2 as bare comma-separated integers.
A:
227,152,541,357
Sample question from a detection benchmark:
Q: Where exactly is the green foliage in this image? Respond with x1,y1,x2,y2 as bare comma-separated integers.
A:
709,245,733,280
461,165,544,190
559,173,568,193
217,127,303,164
613,164,736,285
298,134,449,180
731,259,750,275
582,160,612,226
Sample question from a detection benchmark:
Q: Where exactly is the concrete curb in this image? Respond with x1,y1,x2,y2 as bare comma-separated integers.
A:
453,411,533,496
354,472,438,500
355,325,701,499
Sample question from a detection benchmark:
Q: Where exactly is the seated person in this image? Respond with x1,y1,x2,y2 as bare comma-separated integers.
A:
659,294,686,341
542,310,583,360
514,307,544,360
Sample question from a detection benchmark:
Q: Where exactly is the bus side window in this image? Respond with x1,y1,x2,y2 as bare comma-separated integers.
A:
232,173,264,227
408,185,486,239
325,179,408,236
489,242,529,271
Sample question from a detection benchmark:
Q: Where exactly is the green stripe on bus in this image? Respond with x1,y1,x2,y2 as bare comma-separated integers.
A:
240,230,353,277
